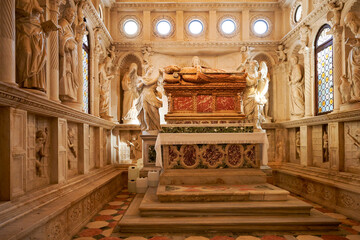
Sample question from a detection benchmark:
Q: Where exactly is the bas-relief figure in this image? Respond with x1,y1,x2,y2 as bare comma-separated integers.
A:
136,66,163,131
127,135,142,160
346,127,360,162
344,12,360,102
67,127,77,170
339,75,351,103
122,63,140,122
35,128,48,177
323,130,329,162
59,7,79,102
15,0,51,92
295,130,301,159
288,56,305,118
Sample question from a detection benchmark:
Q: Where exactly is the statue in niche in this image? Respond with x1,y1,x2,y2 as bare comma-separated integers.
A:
323,130,329,162
59,7,79,102
276,45,287,63
288,56,305,117
276,141,284,162
142,46,153,73
99,59,115,119
237,46,253,71
339,75,351,103
243,60,261,120
122,63,140,122
15,0,57,92
327,0,344,31
295,130,301,159
299,25,310,54
67,127,77,169
346,127,360,162
136,66,163,131
35,128,48,177
344,12,360,102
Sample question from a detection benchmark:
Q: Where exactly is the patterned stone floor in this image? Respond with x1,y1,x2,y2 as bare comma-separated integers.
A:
72,188,360,240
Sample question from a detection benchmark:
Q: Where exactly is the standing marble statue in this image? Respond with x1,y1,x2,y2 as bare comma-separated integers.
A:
243,60,261,120
15,0,48,91
253,61,270,130
344,12,360,102
99,60,114,119
136,66,163,131
122,63,140,121
59,7,78,102
288,56,305,118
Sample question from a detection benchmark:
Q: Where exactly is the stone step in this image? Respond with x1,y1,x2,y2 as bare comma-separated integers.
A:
156,183,289,202
117,194,340,233
160,169,267,185
140,187,311,217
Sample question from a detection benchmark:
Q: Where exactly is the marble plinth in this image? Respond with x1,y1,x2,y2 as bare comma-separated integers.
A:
156,183,289,202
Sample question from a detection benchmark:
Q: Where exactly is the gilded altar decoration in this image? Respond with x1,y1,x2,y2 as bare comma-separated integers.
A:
163,56,246,122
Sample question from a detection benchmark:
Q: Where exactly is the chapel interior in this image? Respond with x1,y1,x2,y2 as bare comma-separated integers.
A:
0,0,360,239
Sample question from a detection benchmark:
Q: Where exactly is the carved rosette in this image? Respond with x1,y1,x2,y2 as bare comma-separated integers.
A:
244,144,257,167
180,145,200,168
168,146,180,168
200,145,225,168
225,144,244,168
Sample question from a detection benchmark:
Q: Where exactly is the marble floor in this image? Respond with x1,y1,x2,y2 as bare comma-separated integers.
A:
72,188,360,240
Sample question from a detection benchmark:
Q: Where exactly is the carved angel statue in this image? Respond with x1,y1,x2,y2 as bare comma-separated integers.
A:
237,46,254,71
327,0,344,30
276,45,287,62
344,12,360,102
136,66,163,131
142,46,153,73
122,63,141,122
254,61,270,130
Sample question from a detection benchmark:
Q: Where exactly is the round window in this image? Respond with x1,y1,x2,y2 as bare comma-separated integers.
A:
253,19,269,35
123,19,139,36
221,19,236,35
294,5,302,23
188,19,204,35
156,19,172,36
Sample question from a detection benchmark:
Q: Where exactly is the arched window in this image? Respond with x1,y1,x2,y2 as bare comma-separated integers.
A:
315,24,334,115
82,33,90,113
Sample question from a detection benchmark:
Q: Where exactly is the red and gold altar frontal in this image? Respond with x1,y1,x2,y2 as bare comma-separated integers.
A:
163,64,247,122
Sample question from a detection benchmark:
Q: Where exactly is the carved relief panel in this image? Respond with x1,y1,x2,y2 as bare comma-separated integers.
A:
67,122,79,178
27,114,51,191
344,121,360,173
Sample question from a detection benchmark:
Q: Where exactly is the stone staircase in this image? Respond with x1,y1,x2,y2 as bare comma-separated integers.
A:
117,169,340,234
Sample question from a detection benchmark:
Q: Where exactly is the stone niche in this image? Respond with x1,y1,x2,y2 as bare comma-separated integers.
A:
27,114,51,192
67,122,79,178
344,121,360,174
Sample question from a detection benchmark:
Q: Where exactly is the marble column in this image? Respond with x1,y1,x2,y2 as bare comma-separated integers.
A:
328,122,344,171
332,28,343,112
0,0,17,86
303,48,312,117
50,118,67,184
48,0,62,102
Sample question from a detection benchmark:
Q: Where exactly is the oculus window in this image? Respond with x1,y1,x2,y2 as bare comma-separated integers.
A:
156,19,172,37
188,19,204,35
123,19,140,37
220,19,236,35
253,19,269,36
294,5,302,23
315,25,334,115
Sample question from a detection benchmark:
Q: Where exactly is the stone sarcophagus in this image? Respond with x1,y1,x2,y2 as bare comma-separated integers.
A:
163,64,247,123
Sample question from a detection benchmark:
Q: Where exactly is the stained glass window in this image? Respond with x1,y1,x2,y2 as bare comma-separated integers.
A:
315,25,333,115
82,33,90,113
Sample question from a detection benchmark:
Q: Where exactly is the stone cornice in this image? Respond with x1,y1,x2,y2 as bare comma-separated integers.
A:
279,109,360,128
112,1,280,11
0,83,116,129
114,40,280,51
84,0,112,46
